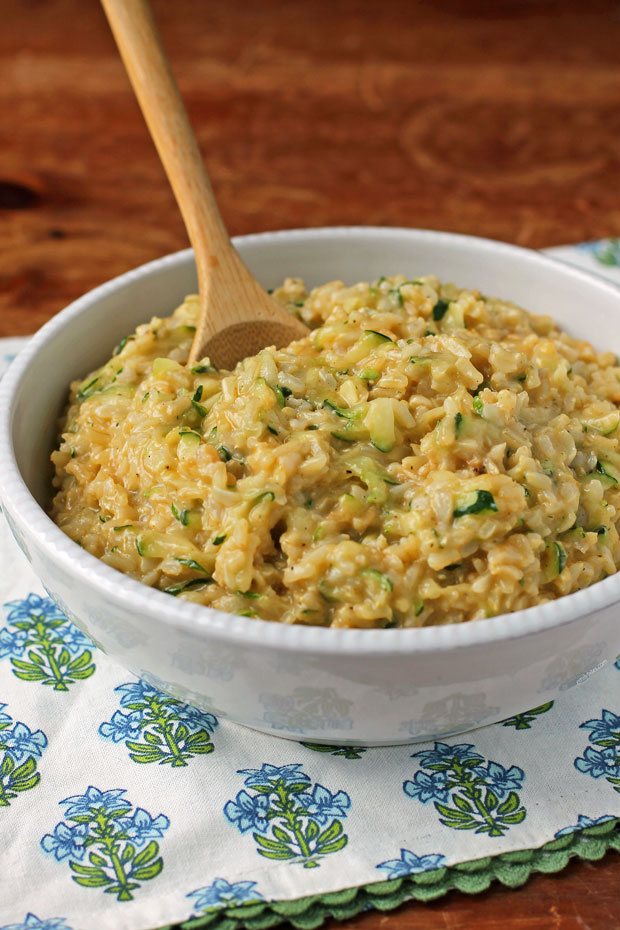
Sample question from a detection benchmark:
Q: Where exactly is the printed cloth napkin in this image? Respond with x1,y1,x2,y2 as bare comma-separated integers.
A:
1,240,620,930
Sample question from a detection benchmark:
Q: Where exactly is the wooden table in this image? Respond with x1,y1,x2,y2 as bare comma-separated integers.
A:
2,0,619,926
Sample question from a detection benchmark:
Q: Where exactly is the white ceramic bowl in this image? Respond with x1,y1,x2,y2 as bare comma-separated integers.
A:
2,227,620,745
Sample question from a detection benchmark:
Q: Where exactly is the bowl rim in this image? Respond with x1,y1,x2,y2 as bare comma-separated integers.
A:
2,224,620,656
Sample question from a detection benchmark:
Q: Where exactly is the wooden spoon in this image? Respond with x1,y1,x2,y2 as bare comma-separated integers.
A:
100,0,308,370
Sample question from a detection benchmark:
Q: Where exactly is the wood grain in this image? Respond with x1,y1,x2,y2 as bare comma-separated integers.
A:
2,0,620,338
2,1,620,926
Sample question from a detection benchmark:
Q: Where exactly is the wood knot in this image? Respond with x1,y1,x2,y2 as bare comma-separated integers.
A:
0,180,41,210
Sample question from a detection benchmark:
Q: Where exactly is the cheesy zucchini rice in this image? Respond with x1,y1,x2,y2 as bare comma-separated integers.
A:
50,275,620,628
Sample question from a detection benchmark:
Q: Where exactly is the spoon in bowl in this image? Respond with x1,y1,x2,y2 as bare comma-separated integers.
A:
100,0,309,370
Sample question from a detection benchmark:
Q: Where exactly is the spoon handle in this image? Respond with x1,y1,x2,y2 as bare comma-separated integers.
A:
101,0,308,368
100,0,232,303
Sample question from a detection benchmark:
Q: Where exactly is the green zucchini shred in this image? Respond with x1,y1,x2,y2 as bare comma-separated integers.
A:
323,399,350,418
252,491,276,506
556,542,567,574
432,299,450,321
319,580,338,603
171,502,189,525
192,399,208,418
274,385,287,408
176,557,211,575
360,568,393,592
191,362,218,374
77,376,101,400
364,329,392,342
596,460,620,484
164,578,211,596
453,490,498,518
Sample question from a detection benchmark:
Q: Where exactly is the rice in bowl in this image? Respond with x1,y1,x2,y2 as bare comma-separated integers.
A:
50,275,620,628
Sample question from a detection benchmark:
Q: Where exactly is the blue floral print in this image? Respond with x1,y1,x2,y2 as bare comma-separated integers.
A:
554,814,617,837
376,848,446,879
187,878,264,915
2,722,47,761
41,823,88,861
225,763,351,868
404,742,527,837
578,237,620,267
116,808,170,845
574,709,620,791
0,629,28,657
0,703,47,808
116,680,159,705
501,702,554,730
1,595,96,691
61,786,130,818
57,627,92,655
0,916,73,930
413,742,483,766
238,763,310,789
101,710,142,743
403,770,450,804
477,762,525,797
41,786,169,901
225,791,271,833
99,679,218,766
580,709,620,745
295,784,351,824
300,742,367,759
576,746,620,779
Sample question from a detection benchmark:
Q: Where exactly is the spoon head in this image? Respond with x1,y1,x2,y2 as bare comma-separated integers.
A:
196,316,309,370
